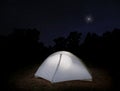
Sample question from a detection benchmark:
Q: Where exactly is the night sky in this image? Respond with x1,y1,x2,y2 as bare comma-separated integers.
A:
0,0,120,46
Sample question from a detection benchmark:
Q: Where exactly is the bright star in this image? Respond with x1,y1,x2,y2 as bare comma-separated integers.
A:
85,15,93,23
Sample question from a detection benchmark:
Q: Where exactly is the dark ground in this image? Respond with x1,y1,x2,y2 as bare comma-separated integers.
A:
7,64,112,91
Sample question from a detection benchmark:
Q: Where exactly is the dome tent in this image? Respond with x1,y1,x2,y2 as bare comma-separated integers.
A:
34,51,92,83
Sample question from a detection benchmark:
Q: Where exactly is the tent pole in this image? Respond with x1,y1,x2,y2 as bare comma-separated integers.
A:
52,54,62,83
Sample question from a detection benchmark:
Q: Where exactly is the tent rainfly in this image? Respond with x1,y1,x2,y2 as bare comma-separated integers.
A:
34,51,92,83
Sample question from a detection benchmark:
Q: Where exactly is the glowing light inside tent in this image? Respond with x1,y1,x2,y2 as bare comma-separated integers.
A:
59,54,72,70
46,55,60,66
35,51,92,83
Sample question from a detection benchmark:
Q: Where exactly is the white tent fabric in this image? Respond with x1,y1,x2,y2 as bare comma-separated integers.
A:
34,51,92,83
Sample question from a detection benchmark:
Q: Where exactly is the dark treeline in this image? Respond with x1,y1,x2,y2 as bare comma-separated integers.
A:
0,28,120,69
0,28,120,90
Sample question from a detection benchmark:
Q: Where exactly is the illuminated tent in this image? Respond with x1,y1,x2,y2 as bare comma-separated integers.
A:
34,51,92,83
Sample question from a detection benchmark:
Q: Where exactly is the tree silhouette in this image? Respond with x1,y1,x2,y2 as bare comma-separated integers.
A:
80,32,103,66
53,37,67,51
66,31,82,54
2,28,49,71
52,31,82,55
